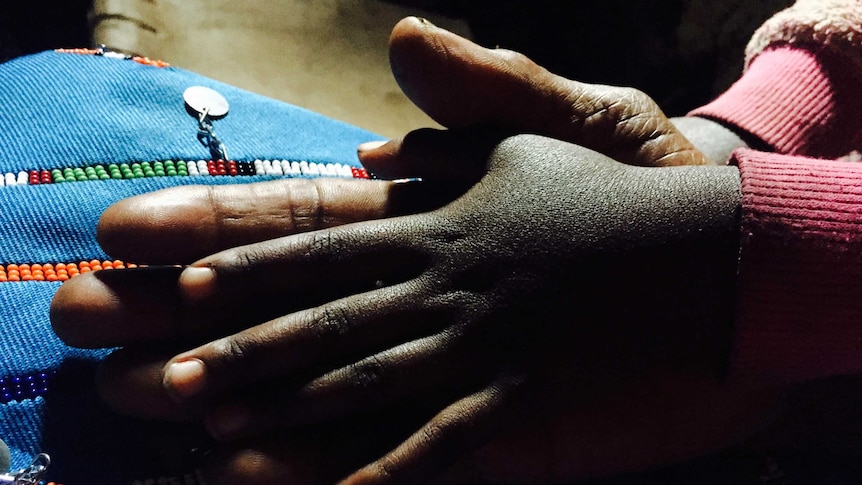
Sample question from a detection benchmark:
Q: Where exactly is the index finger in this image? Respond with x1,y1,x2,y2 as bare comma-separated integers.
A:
97,177,428,265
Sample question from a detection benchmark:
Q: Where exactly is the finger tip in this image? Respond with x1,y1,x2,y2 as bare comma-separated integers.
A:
204,444,314,485
96,348,189,419
204,403,250,442
178,265,217,301
390,16,435,43
163,358,208,402
49,272,109,347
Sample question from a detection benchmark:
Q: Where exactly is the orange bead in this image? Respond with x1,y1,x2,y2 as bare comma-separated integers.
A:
80,267,91,273
66,263,77,270
127,263,138,268
6,264,17,271
79,261,90,269
57,274,69,281
18,264,29,271
90,259,100,266
0,276,7,282
55,263,66,270
47,275,58,282
31,263,42,271
8,275,19,281
21,275,32,281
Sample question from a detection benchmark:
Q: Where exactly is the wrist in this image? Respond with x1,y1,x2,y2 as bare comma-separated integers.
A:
671,116,749,166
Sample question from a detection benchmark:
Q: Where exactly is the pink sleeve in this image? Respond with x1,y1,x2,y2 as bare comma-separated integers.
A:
690,45,862,159
732,148,862,383
689,0,862,159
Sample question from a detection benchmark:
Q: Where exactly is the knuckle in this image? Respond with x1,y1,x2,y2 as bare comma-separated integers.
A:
225,245,266,273
284,179,324,232
306,230,343,261
307,304,353,343
346,355,387,389
212,335,252,368
615,86,652,107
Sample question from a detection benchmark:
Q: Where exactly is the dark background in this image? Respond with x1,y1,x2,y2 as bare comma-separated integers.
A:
1,0,791,116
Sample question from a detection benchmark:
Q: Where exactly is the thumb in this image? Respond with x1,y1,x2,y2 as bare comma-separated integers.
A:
386,17,705,168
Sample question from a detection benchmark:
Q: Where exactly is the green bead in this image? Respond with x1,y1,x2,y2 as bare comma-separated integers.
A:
166,169,177,176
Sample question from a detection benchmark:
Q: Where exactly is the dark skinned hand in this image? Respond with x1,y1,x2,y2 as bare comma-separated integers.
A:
50,16,774,485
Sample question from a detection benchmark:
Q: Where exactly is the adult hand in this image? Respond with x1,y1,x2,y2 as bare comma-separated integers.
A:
95,15,741,268
362,15,715,181
53,133,746,484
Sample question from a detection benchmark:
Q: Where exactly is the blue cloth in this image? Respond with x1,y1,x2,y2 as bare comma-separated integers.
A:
0,50,381,484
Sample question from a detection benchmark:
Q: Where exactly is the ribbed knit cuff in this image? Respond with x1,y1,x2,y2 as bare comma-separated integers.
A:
732,149,862,383
690,46,862,159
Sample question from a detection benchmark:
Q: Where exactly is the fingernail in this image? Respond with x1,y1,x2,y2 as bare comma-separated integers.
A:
416,17,436,28
164,359,207,402
179,266,216,301
206,404,249,441
391,177,423,184
356,140,387,154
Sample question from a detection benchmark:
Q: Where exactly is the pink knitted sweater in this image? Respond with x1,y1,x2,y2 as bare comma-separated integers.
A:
690,0,862,383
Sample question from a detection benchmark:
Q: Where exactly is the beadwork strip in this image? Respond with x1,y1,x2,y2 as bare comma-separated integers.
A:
0,372,53,405
0,261,135,282
55,47,170,68
0,160,370,187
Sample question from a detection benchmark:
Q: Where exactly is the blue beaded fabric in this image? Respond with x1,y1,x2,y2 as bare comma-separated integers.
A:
0,50,381,484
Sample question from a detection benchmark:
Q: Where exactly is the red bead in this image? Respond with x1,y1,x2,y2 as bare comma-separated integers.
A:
351,167,370,179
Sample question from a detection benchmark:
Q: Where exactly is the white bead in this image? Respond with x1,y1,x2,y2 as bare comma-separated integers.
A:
307,162,320,176
4,173,15,186
17,171,27,185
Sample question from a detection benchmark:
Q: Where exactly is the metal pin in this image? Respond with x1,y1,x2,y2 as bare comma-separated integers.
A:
0,453,50,485
183,86,230,161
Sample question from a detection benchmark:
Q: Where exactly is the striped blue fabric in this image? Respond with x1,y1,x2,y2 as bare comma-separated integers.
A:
0,50,380,484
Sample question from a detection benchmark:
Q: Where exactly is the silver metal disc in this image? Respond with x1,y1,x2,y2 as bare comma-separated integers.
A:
183,86,229,119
